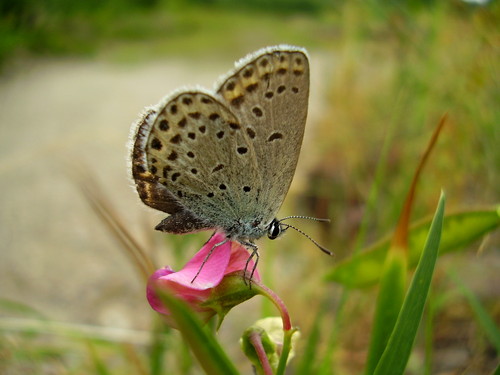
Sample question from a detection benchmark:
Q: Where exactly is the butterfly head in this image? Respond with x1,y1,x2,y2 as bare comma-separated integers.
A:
267,218,285,240
266,216,333,255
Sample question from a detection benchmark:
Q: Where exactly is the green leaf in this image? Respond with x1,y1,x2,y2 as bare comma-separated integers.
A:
364,250,407,374
157,291,239,375
325,207,499,288
373,192,445,374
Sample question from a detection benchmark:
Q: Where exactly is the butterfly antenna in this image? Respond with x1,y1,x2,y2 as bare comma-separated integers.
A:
279,215,330,223
281,223,332,255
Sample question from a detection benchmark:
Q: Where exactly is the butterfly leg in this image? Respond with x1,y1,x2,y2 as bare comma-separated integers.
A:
241,241,259,287
191,236,229,283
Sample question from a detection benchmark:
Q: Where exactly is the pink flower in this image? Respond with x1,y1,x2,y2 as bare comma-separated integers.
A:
147,232,261,324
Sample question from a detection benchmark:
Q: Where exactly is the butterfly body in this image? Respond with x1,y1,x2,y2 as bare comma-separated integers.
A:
130,45,310,246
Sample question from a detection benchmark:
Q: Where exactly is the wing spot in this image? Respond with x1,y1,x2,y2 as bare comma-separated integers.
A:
189,112,201,119
170,134,181,144
231,95,244,107
293,70,303,76
260,59,269,67
182,97,192,105
209,113,220,121
237,147,248,155
292,87,299,93
151,158,157,163
246,83,258,93
178,118,187,127
201,97,212,104
277,85,286,94
268,132,283,142
167,151,178,160
163,166,172,178
199,125,206,133
261,73,271,81
170,105,178,115
191,168,198,174
188,132,196,140
207,192,214,198
226,81,236,91
219,184,227,190
212,164,224,172
243,186,251,192
277,68,287,75
177,190,183,197
229,122,241,130
159,119,169,131
295,57,303,65
150,165,157,174
187,151,195,158
280,55,286,62
243,68,254,78
151,138,162,150
246,127,256,139
252,107,263,117
265,91,274,99
216,131,224,139
171,172,180,182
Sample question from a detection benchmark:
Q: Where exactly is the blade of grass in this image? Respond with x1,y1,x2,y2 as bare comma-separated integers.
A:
448,270,500,352
315,94,405,375
87,342,113,375
122,343,148,375
69,163,155,282
157,290,239,375
294,302,325,375
149,316,170,375
364,250,407,374
373,191,445,374
366,113,445,373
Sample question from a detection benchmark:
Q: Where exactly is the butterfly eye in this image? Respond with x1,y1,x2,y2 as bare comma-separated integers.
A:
267,219,282,240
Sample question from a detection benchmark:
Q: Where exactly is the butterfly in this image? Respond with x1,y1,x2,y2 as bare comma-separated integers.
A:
130,45,330,277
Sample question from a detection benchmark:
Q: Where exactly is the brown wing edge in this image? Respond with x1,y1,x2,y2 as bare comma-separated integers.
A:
130,108,213,234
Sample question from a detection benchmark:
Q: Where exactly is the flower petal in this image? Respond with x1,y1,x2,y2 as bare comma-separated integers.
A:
167,232,232,289
225,242,261,281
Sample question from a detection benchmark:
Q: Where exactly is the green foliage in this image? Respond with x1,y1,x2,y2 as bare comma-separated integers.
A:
326,208,500,288
373,192,445,374
156,290,239,375
364,250,407,374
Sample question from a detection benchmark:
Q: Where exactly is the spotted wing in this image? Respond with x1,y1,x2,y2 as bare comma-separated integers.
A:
131,91,262,233
215,46,310,226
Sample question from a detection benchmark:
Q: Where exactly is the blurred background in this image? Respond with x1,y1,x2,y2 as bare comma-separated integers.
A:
0,0,498,374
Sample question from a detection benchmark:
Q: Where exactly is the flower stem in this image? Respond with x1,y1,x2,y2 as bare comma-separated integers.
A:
249,331,274,375
252,280,294,375
253,281,291,331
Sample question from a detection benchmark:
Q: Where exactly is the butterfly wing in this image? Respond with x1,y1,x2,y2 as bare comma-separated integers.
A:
215,46,310,228
130,46,309,238
131,90,259,233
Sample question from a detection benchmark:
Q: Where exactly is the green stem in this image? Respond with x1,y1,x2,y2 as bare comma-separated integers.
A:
276,328,296,375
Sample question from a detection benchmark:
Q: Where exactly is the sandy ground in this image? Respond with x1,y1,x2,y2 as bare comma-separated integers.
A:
0,51,333,330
